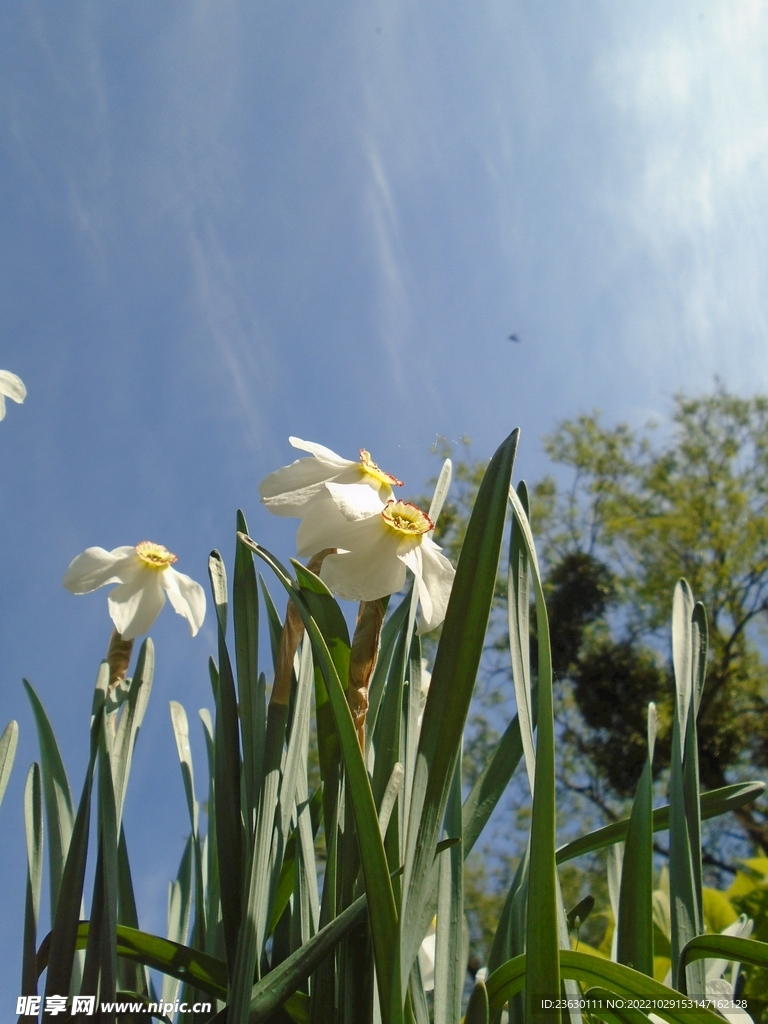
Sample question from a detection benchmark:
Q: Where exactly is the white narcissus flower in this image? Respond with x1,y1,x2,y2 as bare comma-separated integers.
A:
306,497,455,634
63,541,206,641
418,918,436,992
0,370,26,420
704,915,754,1024
259,438,403,517
651,891,754,1024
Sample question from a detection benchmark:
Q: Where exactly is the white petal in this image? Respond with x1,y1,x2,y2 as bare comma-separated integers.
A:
0,393,6,421
298,503,383,556
320,528,406,602
108,570,166,640
261,478,333,516
0,370,26,405
296,495,353,557
161,567,207,636
260,451,339,497
418,931,436,992
289,437,352,469
706,915,754,981
402,537,455,633
325,482,386,520
400,545,433,625
705,979,753,1023
63,546,137,594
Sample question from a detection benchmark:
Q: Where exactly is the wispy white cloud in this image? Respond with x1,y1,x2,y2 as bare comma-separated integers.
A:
359,140,412,396
594,2,768,386
137,1,284,454
0,2,113,277
184,212,275,450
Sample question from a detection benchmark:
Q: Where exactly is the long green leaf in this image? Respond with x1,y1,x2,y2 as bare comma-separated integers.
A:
209,550,243,972
402,629,423,853
97,722,121,1001
268,787,323,937
245,891,369,1023
81,719,121,1001
235,510,263,821
433,751,464,1024
170,701,199,837
371,598,411,862
428,458,453,526
508,483,560,1024
37,921,229,999
23,679,76,922
0,718,18,810
310,783,341,1024
508,480,535,795
112,638,154,827
400,461,451,875
260,573,284,673
200,706,224,963
294,560,350,864
683,602,707,933
401,430,519,992
486,951,726,1024
239,538,402,1024
39,888,366,1015
294,665,322,952
555,782,764,864
616,704,657,976
582,987,656,1024
488,843,529,976
465,980,490,1024
229,698,289,1021
669,580,703,995
293,562,350,682
671,581,694,738
21,763,43,997
280,636,315,853
163,835,194,1003
283,637,318,957
462,689,537,856
116,827,150,997
80,848,106,998
44,664,108,1000
367,592,412,755
169,698,207,965
409,957,431,1024
679,935,768,988
117,921,227,1001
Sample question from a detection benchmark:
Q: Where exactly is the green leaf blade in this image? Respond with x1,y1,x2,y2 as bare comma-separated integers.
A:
401,429,519,989
21,762,43,997
616,706,656,977
241,539,402,1024
0,718,19,810
23,680,76,922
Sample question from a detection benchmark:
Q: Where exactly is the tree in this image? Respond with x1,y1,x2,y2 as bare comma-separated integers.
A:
430,383,768,867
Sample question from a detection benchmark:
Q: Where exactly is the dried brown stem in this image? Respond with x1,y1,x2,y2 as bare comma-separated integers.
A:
271,548,335,706
348,598,386,750
106,628,134,689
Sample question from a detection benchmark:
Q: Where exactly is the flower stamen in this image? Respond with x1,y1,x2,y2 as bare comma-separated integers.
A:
359,449,404,489
135,541,178,570
381,500,434,537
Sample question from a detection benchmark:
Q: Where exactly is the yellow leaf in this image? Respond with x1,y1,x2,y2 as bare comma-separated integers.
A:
653,956,671,983
703,887,738,932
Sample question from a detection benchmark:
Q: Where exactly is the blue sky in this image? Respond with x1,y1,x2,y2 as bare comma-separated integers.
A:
1,0,768,1007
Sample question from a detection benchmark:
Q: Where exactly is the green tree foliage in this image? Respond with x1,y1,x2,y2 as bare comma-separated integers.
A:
432,385,768,860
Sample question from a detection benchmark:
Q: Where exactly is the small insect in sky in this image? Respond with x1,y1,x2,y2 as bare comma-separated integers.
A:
508,333,521,343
